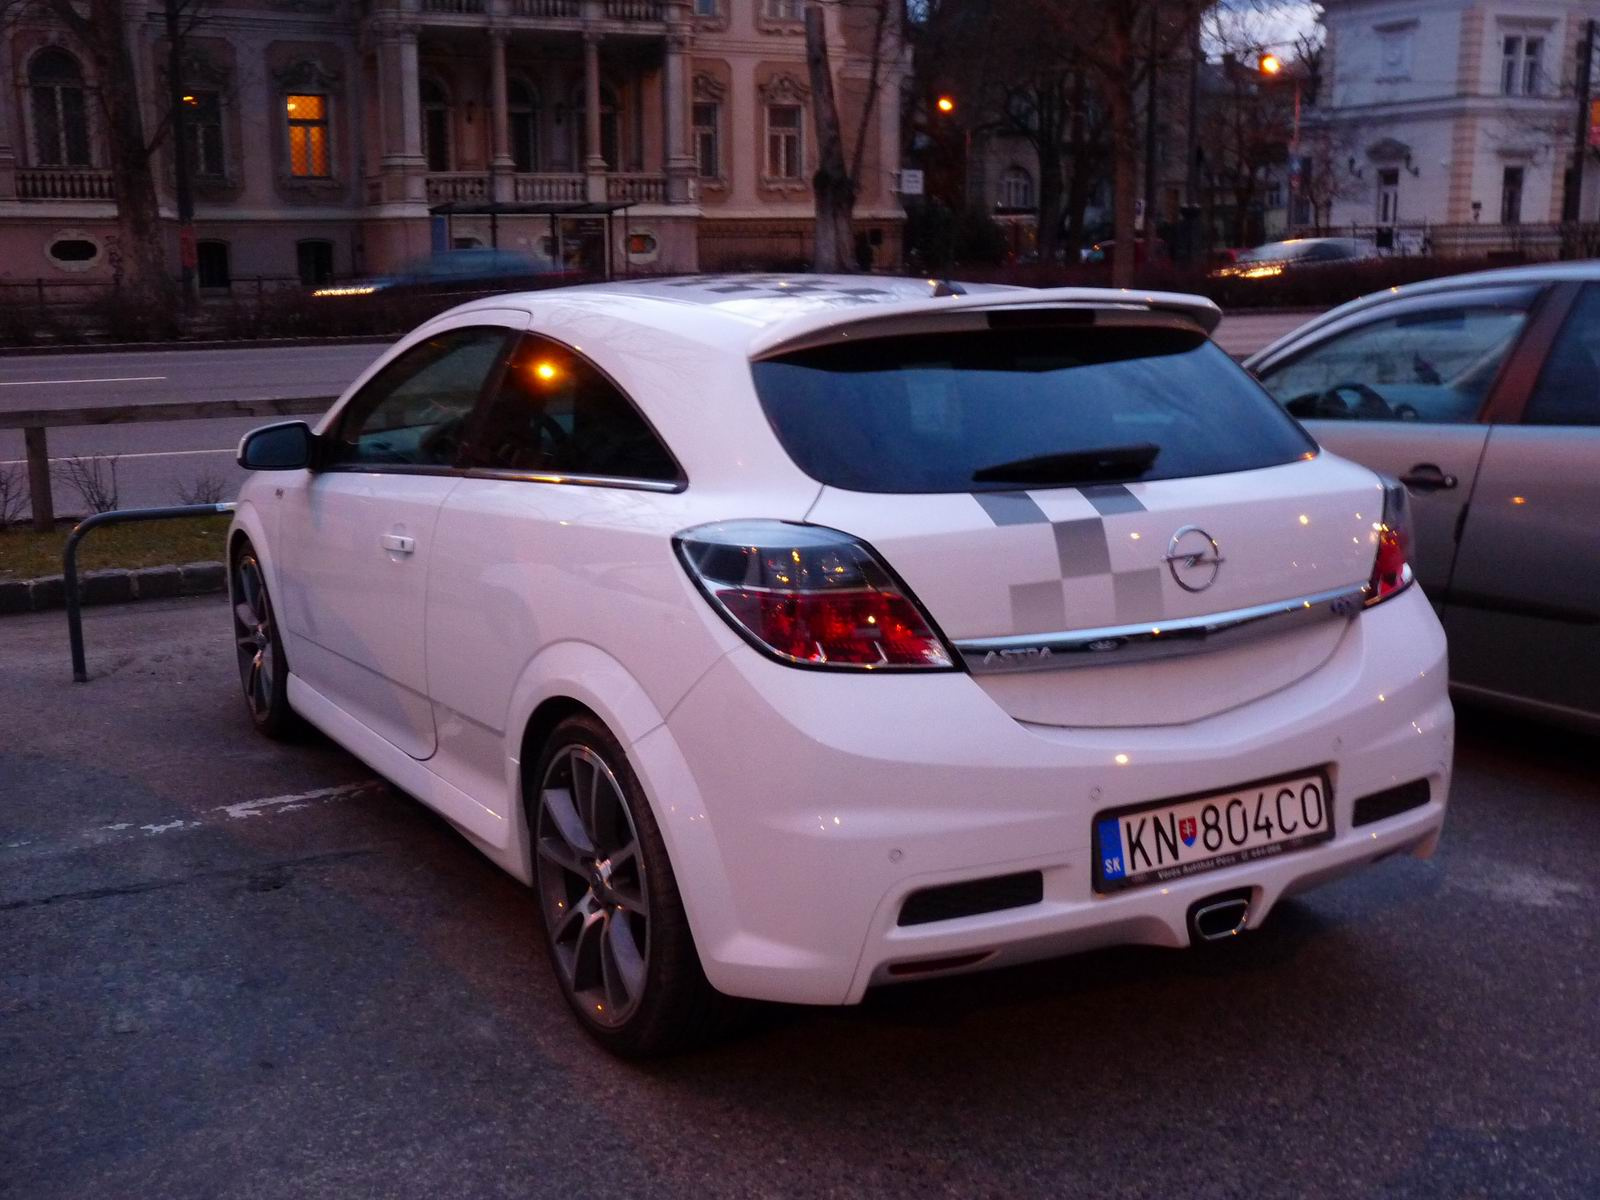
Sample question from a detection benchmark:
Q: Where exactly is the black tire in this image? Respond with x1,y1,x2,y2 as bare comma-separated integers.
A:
530,712,732,1056
231,541,299,741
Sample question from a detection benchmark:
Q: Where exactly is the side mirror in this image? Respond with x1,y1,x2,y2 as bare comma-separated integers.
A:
238,421,315,471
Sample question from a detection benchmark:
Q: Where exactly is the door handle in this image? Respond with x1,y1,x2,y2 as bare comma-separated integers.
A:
380,533,415,555
1398,463,1458,491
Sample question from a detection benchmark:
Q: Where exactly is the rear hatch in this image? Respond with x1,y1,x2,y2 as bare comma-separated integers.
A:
751,312,1383,727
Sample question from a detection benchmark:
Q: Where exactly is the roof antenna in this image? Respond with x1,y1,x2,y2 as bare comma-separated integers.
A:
929,279,966,297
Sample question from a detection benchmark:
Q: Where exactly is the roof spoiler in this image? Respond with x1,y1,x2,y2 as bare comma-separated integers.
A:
748,286,1222,361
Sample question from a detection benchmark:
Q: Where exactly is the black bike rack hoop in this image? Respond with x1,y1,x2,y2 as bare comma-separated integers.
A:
63,502,237,683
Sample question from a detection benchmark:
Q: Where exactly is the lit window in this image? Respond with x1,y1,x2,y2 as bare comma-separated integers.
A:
693,101,719,179
286,94,330,178
766,103,803,180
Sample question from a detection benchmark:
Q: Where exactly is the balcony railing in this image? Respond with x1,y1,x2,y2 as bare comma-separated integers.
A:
606,173,666,204
425,173,489,203
422,0,485,12
603,0,664,18
17,168,116,202
513,173,586,203
513,0,579,15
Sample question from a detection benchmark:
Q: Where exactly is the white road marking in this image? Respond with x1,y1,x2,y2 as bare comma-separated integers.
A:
0,375,167,386
0,447,235,467
217,782,381,820
0,781,385,857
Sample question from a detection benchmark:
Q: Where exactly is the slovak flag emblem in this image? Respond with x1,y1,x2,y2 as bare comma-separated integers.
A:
1179,816,1198,847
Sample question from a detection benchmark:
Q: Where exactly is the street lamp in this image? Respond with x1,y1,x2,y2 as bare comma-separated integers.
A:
1260,53,1303,226
936,95,956,115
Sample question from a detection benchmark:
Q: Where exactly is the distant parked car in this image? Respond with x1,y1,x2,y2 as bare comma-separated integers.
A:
1212,237,1376,279
1246,263,1600,731
312,249,574,298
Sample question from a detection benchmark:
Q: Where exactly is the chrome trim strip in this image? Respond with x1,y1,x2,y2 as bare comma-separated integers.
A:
462,467,685,494
954,582,1368,674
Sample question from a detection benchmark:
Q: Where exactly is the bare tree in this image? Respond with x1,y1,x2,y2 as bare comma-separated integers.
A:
0,463,28,528
54,454,120,514
1044,0,1209,285
2,0,214,316
804,0,902,271
172,469,228,506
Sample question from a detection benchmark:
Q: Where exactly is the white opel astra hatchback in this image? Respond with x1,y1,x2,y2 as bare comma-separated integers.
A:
231,275,1452,1054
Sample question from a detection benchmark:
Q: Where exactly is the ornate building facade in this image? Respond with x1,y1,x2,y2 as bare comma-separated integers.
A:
0,0,909,291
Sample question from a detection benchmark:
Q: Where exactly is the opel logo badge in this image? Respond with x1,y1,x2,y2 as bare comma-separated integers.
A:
1165,526,1224,592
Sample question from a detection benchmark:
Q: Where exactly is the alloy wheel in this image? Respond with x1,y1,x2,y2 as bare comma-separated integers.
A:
535,745,651,1028
233,555,276,719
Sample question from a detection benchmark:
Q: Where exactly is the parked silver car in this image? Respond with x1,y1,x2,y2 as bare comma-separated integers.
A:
1245,263,1600,732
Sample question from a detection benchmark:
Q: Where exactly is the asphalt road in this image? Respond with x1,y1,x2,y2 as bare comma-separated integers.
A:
0,343,389,516
3,596,1596,1199
0,311,1311,516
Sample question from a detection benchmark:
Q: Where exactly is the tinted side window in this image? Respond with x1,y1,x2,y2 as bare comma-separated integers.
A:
468,333,678,482
1259,301,1531,424
331,327,509,467
1524,284,1600,426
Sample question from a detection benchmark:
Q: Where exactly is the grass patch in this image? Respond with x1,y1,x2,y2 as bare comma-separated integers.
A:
0,514,232,581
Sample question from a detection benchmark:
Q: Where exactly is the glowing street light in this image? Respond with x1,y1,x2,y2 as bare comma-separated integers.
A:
1259,53,1283,76
936,95,956,115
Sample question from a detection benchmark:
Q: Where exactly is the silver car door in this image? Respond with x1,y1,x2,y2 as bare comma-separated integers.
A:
1444,282,1600,724
1252,287,1541,599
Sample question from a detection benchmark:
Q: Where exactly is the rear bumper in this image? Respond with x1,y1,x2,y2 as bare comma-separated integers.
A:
633,585,1451,1005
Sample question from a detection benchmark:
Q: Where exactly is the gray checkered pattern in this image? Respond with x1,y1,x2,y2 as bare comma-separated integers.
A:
975,485,1168,632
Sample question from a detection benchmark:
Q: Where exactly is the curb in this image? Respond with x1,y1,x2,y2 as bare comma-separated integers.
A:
0,334,396,357
0,561,226,615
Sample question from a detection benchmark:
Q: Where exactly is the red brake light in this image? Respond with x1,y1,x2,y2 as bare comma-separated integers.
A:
675,521,954,670
1366,481,1414,606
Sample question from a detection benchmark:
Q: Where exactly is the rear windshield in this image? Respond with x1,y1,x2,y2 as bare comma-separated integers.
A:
750,326,1315,493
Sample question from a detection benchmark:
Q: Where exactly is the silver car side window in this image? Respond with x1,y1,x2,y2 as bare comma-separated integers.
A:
1259,305,1530,424
1523,285,1600,427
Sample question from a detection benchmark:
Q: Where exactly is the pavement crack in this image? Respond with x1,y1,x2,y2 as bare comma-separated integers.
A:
0,848,375,912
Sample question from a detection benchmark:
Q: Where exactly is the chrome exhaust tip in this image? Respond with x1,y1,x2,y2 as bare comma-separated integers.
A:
1188,890,1252,943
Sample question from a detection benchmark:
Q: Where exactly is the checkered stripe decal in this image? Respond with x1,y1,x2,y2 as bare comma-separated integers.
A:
974,485,1167,632
661,275,890,301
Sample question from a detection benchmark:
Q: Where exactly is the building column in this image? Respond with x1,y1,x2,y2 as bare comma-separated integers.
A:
374,21,425,205
489,28,515,202
583,31,606,202
663,29,694,204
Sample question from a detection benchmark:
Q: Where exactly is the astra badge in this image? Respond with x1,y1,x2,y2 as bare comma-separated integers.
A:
1164,526,1224,593
1179,816,1198,847
984,646,1053,666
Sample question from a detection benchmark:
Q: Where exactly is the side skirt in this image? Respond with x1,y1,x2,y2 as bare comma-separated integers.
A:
287,673,530,882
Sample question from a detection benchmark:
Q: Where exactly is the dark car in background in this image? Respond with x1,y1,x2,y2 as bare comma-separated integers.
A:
313,249,575,299
1245,263,1600,731
1213,237,1376,280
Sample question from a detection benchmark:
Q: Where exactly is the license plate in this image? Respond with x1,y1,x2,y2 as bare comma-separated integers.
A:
1092,770,1333,894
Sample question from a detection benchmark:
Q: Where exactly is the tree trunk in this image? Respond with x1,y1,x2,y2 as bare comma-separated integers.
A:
1108,84,1138,287
89,0,176,324
1035,140,1065,265
804,5,855,273
1061,72,1091,265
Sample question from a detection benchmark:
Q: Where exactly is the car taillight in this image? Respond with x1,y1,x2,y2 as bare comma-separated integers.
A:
674,521,955,670
1365,480,1415,607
